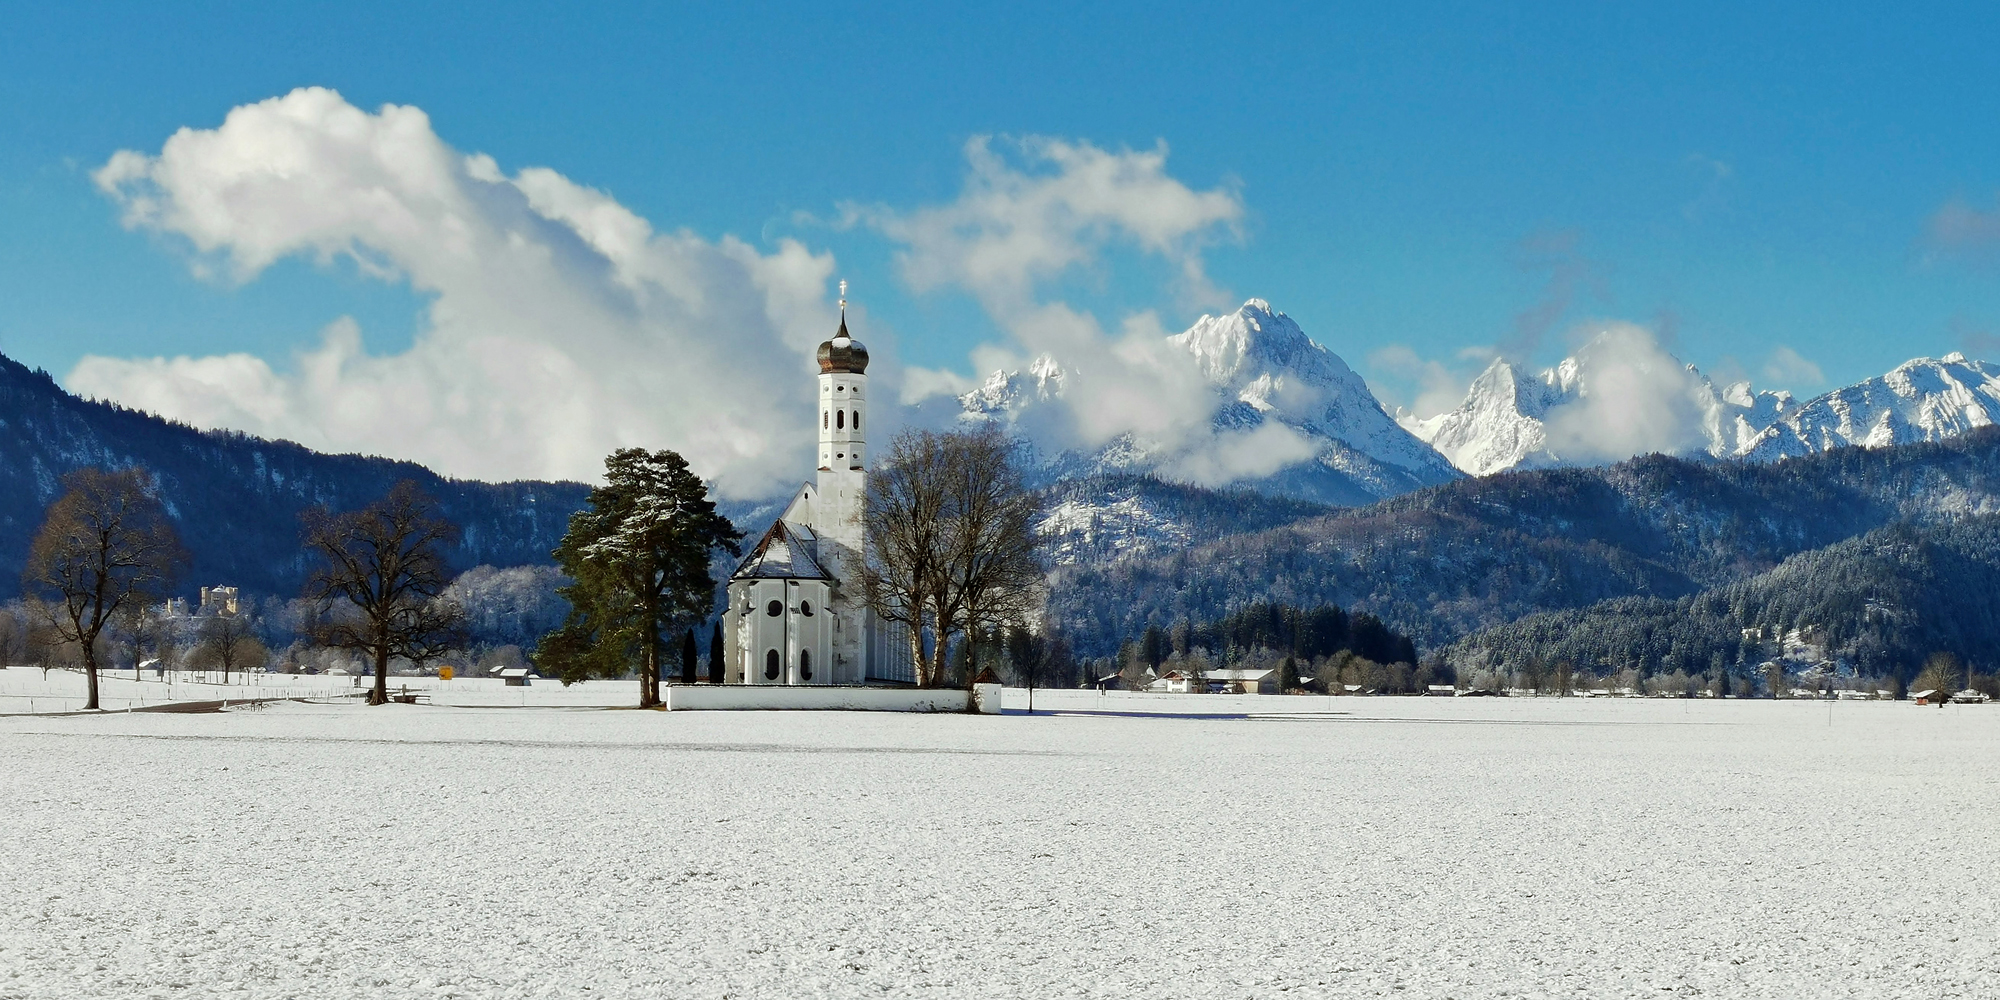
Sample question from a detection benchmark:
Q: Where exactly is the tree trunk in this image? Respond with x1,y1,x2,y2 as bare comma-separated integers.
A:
906,624,926,688
371,645,390,706
84,647,100,711
640,634,659,708
964,632,978,691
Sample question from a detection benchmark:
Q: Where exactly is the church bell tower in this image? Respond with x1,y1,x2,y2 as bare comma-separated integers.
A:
814,281,870,678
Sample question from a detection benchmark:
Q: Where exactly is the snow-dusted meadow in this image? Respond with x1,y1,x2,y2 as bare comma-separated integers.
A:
4,672,1998,998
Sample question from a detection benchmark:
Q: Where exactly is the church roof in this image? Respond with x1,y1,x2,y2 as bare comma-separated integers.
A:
817,310,870,374
729,519,833,581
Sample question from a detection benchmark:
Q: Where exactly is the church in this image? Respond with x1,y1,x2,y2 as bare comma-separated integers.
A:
721,285,915,685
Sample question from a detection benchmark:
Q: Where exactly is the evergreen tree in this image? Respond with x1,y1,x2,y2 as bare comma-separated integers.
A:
680,629,697,684
536,449,741,708
707,620,724,683
1278,655,1300,693
1140,624,1166,670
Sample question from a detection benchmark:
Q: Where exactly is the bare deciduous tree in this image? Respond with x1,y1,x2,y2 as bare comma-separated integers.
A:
189,610,267,681
1916,652,1964,707
303,480,467,706
860,431,951,685
861,426,1044,688
22,468,186,710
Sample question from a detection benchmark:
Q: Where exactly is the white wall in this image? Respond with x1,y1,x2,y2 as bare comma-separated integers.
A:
664,685,986,713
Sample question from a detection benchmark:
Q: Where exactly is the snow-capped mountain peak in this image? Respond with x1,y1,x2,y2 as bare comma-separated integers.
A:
961,354,1066,418
961,299,1460,504
1408,330,1801,475
1403,357,1565,476
1740,355,2000,461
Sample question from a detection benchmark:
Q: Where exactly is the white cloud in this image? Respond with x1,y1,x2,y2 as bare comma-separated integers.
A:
1761,345,1825,387
1541,323,1713,464
80,87,842,498
83,95,1274,496
1366,343,1494,419
853,136,1242,314
856,137,1268,485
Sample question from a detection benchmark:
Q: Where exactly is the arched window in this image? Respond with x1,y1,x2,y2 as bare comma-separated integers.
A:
823,411,828,429
766,600,782,617
836,410,845,429
800,650,812,681
852,410,860,432
799,600,814,617
764,649,780,680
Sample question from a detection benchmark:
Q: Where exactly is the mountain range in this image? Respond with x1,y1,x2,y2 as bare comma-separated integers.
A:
12,295,2000,676
1406,336,2000,476
960,298,2000,492
0,353,585,600
1050,428,2000,669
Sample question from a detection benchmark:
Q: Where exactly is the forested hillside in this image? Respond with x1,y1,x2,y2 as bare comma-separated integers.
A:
1037,473,1332,566
1049,429,2000,654
1448,516,2000,679
0,354,588,598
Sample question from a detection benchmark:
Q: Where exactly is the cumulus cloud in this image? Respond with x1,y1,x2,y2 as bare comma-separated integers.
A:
852,136,1242,313
79,87,842,498
1541,323,1713,464
83,94,1282,496
854,136,1267,486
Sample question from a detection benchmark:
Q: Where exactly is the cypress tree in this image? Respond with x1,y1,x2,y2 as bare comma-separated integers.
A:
708,620,724,682
680,629,697,684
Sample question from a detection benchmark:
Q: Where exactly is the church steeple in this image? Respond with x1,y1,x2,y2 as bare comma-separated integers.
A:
817,279,869,374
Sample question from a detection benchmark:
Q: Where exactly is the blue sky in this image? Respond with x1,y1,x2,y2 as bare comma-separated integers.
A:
5,2,2000,486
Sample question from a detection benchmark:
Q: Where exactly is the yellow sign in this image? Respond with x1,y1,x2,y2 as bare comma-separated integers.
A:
439,666,455,681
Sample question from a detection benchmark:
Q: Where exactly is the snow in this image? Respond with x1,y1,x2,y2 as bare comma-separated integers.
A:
962,300,1459,500
1422,349,2000,475
1740,355,2000,462
1413,340,1801,475
5,679,1999,998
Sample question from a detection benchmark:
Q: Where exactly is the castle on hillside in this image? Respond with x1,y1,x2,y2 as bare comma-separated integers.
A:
721,284,915,685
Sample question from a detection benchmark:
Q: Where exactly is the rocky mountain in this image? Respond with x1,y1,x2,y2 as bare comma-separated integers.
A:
963,300,1461,506
1739,354,2000,461
0,353,587,600
1409,337,1999,476
1405,331,1797,475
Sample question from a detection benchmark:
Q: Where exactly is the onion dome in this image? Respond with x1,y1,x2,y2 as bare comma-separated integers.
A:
817,308,870,374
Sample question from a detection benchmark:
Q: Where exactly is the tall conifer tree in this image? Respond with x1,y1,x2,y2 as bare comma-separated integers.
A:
536,449,740,707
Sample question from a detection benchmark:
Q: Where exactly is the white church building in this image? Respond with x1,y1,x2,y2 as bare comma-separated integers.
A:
722,287,915,686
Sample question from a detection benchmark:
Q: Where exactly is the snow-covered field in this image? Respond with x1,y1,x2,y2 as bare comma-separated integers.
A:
4,677,1998,998
0,667,642,713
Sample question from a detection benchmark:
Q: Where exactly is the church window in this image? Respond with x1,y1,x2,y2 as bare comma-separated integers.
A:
852,410,860,431
766,600,782,617
764,649,780,680
800,650,812,681
836,410,844,429
800,600,814,617
823,411,828,429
